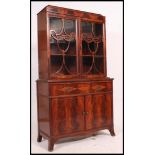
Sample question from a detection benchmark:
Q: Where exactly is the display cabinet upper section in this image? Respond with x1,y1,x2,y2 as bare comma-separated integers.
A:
37,5,107,80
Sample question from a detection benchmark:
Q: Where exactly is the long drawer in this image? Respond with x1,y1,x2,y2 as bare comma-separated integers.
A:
49,81,112,96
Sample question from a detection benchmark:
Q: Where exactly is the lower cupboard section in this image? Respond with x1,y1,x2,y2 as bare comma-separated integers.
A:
50,92,113,136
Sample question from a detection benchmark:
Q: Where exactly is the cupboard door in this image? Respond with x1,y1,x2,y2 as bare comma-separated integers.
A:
85,93,112,130
51,96,85,136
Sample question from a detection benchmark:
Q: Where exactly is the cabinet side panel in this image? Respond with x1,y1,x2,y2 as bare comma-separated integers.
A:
37,81,48,96
38,10,49,79
38,95,50,136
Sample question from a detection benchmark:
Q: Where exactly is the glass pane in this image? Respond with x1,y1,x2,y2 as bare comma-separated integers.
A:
82,57,93,73
50,17,62,34
89,42,97,52
50,38,61,54
50,38,76,55
81,21,104,75
82,41,89,55
94,23,103,56
93,23,103,36
97,42,104,55
67,41,76,55
50,55,77,75
94,57,104,73
82,41,103,56
50,18,76,56
81,22,92,33
57,40,68,51
64,19,76,34
49,17,77,76
82,56,104,74
65,56,77,73
50,55,63,74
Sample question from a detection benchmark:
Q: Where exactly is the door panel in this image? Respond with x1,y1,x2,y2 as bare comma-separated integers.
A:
85,95,105,130
85,93,112,130
51,96,84,136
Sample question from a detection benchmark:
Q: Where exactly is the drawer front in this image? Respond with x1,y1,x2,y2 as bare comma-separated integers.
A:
50,81,112,96
91,81,112,93
50,83,78,96
50,83,90,96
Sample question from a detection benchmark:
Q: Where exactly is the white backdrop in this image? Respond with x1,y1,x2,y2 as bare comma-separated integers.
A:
1,0,155,154
31,1,123,153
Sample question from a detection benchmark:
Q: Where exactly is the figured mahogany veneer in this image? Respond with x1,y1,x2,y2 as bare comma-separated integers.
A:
36,5,115,151
49,81,112,96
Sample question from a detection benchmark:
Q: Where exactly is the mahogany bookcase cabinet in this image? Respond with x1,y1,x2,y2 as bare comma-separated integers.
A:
36,5,115,151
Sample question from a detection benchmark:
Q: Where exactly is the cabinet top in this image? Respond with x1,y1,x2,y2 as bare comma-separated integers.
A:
37,5,105,22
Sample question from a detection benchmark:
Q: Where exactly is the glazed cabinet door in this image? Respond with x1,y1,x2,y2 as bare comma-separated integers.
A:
85,93,112,130
51,96,85,136
80,20,105,77
49,16,78,79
